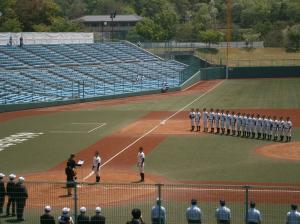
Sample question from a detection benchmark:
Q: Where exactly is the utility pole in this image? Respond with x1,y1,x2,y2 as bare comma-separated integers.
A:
110,11,116,41
226,0,232,79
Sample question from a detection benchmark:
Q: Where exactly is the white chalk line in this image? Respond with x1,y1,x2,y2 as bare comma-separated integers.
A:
88,123,106,133
83,80,225,181
50,122,106,134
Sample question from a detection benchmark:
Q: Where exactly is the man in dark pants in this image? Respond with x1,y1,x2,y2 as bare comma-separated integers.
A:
40,205,55,224
15,176,28,221
91,207,105,224
77,207,90,224
6,173,16,216
66,154,82,196
0,173,6,214
127,208,144,224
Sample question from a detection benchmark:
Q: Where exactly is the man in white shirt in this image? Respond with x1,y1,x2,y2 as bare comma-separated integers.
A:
203,108,208,132
225,111,231,135
286,204,300,224
151,198,166,224
137,147,145,182
92,151,101,183
195,109,201,132
215,200,231,224
186,199,202,224
220,110,226,135
209,108,215,133
189,109,196,132
284,117,293,142
247,201,261,224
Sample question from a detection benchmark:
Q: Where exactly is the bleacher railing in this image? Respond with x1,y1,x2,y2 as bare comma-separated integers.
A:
2,181,299,224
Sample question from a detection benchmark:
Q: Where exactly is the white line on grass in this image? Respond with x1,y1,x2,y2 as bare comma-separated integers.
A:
83,80,225,181
88,123,107,133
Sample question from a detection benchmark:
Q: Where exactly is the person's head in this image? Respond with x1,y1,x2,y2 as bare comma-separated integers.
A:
62,207,70,215
131,208,141,219
203,108,206,111
80,207,86,214
156,198,162,206
216,109,219,112
226,111,229,114
250,201,256,208
247,114,250,117
287,117,290,121
196,108,199,112
191,108,194,112
95,207,102,214
268,116,271,119
231,111,235,115
221,109,224,113
95,151,99,157
44,205,51,213
257,114,260,118
220,200,226,206
139,147,143,153
191,199,197,206
0,173,5,180
279,116,283,120
273,116,277,120
18,176,25,184
291,204,298,211
9,173,16,181
70,154,75,159
210,108,213,112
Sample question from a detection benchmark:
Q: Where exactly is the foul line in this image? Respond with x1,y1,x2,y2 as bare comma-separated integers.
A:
88,123,106,133
83,80,225,180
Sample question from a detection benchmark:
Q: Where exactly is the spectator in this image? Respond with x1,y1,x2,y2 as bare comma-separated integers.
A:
0,173,5,214
286,204,300,224
215,200,231,224
126,208,144,224
91,207,105,224
8,36,12,46
15,176,28,221
6,173,16,216
247,201,261,224
151,198,166,224
186,199,202,224
58,207,74,224
161,81,169,93
77,206,90,224
19,35,23,47
40,205,55,224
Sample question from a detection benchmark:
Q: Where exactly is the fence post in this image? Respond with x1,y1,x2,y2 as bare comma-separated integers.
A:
74,181,78,224
156,183,163,224
244,185,250,224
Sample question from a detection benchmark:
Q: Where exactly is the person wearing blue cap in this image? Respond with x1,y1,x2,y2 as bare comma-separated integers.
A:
215,200,231,224
186,199,202,223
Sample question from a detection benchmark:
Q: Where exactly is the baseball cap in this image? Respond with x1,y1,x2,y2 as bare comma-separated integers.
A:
191,199,197,205
95,207,101,213
44,206,51,212
19,176,25,183
220,200,226,206
9,174,16,179
62,207,70,214
80,207,86,213
0,173,5,178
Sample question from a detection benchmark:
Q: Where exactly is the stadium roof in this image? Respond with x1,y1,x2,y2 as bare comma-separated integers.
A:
76,14,143,23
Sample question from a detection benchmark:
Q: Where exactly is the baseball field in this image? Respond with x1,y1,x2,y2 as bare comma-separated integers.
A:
0,78,300,223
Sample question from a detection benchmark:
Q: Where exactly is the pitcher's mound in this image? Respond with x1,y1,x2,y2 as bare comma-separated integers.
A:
256,142,300,161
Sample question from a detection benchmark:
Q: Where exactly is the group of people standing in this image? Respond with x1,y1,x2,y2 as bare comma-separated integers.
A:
0,173,28,221
189,108,293,142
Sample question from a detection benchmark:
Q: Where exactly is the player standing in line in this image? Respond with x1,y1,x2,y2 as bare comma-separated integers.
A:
245,114,251,138
220,110,226,135
225,111,231,135
241,113,246,137
272,116,278,141
256,114,263,139
262,115,268,140
278,116,285,141
92,151,101,183
209,108,215,133
231,111,237,136
137,147,145,182
203,108,208,132
195,108,201,132
266,116,273,140
189,109,196,132
284,117,292,142
236,112,242,137
215,109,221,134
249,114,256,138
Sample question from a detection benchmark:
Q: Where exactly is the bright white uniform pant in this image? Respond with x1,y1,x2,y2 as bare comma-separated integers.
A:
267,126,271,135
209,120,214,128
272,128,277,136
216,120,220,128
246,125,250,132
284,128,292,137
226,122,230,129
221,121,225,129
237,123,241,131
190,119,195,126
256,126,262,133
203,119,208,128
138,164,144,173
195,119,200,126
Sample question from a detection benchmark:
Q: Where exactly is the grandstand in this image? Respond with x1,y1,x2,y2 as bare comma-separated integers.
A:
0,41,187,105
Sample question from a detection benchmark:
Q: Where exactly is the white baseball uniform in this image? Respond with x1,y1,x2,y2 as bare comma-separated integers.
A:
231,114,237,131
256,117,263,133
246,116,251,133
215,112,221,129
272,119,279,137
284,120,292,137
195,111,201,127
267,118,273,135
209,112,215,129
225,113,231,130
189,111,196,127
262,118,268,135
137,151,145,173
237,115,242,132
221,113,226,130
92,155,101,176
203,111,208,130
278,120,284,137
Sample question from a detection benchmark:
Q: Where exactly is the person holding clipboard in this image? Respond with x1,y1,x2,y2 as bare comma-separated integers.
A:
65,154,84,196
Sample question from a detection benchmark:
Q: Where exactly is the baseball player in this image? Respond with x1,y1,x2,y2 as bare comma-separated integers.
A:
0,173,5,214
195,108,201,132
284,117,292,142
77,207,90,224
91,207,106,224
231,111,237,136
241,113,246,137
225,111,231,135
215,200,231,224
272,116,279,141
286,204,300,224
92,151,101,183
186,199,202,224
209,108,215,133
6,173,16,216
189,109,196,131
246,114,251,138
215,109,221,134
262,115,268,139
247,201,262,224
137,147,145,182
40,205,55,224
250,114,257,138
278,116,285,141
266,116,273,140
236,112,242,136
203,108,208,132
220,110,226,135
256,114,263,139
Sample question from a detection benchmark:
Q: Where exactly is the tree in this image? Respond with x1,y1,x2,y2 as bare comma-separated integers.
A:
242,29,261,48
135,18,164,41
198,29,224,47
0,18,22,32
285,24,300,50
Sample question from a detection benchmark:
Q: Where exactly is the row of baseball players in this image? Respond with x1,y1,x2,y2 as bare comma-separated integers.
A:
189,108,293,142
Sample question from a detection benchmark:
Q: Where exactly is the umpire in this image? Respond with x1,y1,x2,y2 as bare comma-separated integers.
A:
6,173,16,216
91,207,106,224
40,205,55,224
77,207,90,224
15,176,28,221
0,173,5,214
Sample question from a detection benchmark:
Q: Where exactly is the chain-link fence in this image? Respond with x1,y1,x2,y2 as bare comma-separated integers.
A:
1,181,299,224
